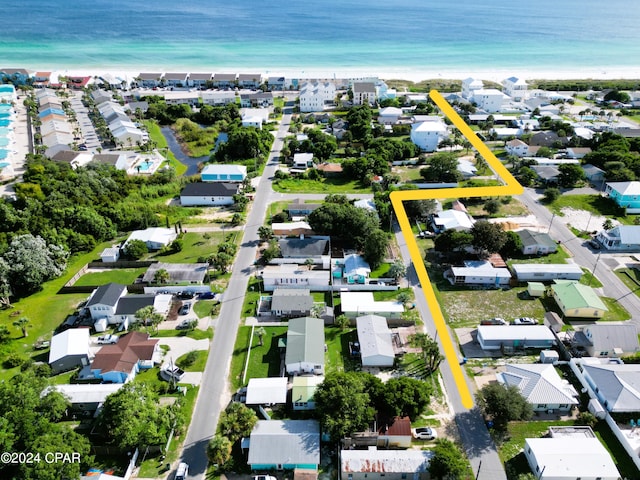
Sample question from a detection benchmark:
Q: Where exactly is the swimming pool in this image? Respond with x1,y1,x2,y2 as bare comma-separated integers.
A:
137,160,153,171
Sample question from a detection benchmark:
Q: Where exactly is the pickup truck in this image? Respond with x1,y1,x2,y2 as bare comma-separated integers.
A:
96,334,119,344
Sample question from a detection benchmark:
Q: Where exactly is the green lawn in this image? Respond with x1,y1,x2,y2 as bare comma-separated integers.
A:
229,326,288,390
193,300,218,318
325,326,360,374
392,165,423,182
615,268,640,299
150,231,237,263
549,194,630,224
370,263,391,278
176,350,208,371
600,297,632,321
242,277,263,319
272,177,371,193
142,120,187,176
265,200,291,223
508,245,570,265
152,328,213,341
73,268,148,286
580,268,603,288
0,241,123,381
373,287,413,302
464,197,529,218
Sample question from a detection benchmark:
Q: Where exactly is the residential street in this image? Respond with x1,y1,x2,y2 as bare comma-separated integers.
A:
395,227,507,480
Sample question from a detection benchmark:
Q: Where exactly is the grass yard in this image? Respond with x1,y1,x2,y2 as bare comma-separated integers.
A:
463,197,529,218
176,350,208,371
370,262,391,278
241,277,262,319
615,268,640,299
325,326,360,374
373,287,413,302
393,165,423,182
150,231,238,263
600,297,632,321
437,285,546,327
580,268,603,288
153,328,213,341
73,268,148,286
272,177,371,194
142,120,187,176
508,245,570,265
193,299,218,318
549,194,630,224
230,326,288,391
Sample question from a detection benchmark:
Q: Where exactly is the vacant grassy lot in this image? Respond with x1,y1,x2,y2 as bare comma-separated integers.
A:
73,268,148,286
230,326,288,390
548,194,629,223
272,177,370,194
150,231,239,263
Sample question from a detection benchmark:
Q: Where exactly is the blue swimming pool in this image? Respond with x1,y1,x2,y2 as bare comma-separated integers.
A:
137,161,153,171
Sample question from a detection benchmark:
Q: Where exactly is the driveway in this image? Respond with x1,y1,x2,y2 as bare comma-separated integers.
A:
157,336,210,386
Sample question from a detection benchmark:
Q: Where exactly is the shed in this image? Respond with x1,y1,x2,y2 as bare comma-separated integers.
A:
94,317,108,333
100,247,120,263
527,282,546,297
49,329,92,374
540,350,559,364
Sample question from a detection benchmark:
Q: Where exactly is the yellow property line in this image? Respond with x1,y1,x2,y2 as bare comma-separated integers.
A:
389,90,523,408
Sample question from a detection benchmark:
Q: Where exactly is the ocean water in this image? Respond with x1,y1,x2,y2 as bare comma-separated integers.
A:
1,0,639,77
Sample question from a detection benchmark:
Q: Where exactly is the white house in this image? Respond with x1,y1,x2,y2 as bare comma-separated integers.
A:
179,182,239,206
49,329,92,374
340,292,404,319
431,209,474,232
497,363,578,412
240,108,270,128
261,264,330,292
125,227,177,251
86,283,128,321
445,260,512,287
510,263,583,282
292,152,314,170
356,315,395,367
524,436,620,480
516,230,558,255
472,88,506,112
245,377,288,406
462,77,483,99
477,325,556,351
378,107,403,125
410,120,447,152
596,225,640,251
505,139,530,157
502,76,528,101
299,81,336,113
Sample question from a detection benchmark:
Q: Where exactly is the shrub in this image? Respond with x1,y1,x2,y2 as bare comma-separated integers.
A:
179,351,199,368
4,353,27,368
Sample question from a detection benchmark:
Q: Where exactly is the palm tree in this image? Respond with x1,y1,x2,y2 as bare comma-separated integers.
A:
153,268,170,285
13,316,30,338
396,292,412,308
304,258,315,270
254,327,266,347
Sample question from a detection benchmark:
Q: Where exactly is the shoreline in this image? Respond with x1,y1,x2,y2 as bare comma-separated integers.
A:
36,65,640,85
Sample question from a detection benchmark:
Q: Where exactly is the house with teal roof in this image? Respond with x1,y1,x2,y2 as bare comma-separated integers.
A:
551,280,608,318
605,181,640,212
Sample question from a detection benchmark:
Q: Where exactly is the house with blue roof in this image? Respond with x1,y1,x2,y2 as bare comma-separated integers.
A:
200,164,247,182
38,108,66,118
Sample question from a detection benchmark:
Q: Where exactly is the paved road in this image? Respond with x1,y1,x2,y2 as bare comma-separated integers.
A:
517,188,640,323
395,227,507,480
181,108,293,480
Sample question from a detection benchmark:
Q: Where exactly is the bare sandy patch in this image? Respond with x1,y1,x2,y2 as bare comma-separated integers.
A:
558,207,619,232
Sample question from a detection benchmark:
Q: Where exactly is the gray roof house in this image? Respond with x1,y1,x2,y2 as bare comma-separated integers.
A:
142,262,209,284
285,317,325,375
86,283,128,320
247,419,320,470
573,323,639,358
497,363,579,412
356,315,395,367
270,288,314,318
278,237,329,258
581,363,640,412
517,230,558,255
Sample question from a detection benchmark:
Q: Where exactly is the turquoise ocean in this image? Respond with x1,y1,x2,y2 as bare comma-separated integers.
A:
1,0,639,78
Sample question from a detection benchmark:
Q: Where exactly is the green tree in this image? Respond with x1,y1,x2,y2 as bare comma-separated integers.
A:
314,372,375,442
207,435,232,468
13,316,31,338
404,199,438,220
409,332,443,373
153,268,170,285
396,291,412,308
475,383,533,431
420,152,462,183
334,314,351,331
500,230,524,258
97,382,177,449
212,252,233,273
254,326,266,347
383,376,431,420
218,402,258,443
262,239,281,263
471,220,507,255
257,225,273,242
603,90,631,103
483,198,500,215
602,218,614,230
434,229,473,252
0,325,10,343
363,229,389,270
388,258,407,283
428,438,469,480
558,163,586,187
304,257,315,270
123,239,148,260
542,187,561,203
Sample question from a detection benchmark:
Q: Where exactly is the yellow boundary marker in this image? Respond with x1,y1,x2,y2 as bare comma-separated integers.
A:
390,90,523,409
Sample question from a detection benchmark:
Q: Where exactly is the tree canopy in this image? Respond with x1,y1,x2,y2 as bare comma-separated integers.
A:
475,383,533,431
428,438,469,480
471,220,507,255
420,152,462,183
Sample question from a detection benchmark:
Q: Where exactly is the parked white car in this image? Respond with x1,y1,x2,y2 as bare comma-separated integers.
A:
96,334,118,344
412,427,437,440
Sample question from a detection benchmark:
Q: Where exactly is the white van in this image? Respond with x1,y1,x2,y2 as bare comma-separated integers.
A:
175,462,189,480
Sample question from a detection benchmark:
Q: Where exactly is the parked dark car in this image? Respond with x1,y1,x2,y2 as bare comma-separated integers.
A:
178,302,191,315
